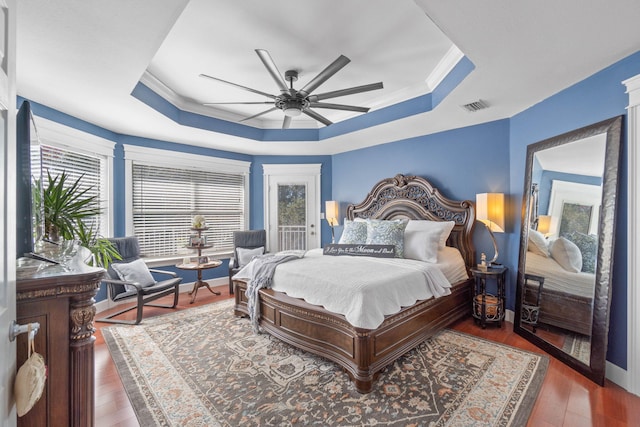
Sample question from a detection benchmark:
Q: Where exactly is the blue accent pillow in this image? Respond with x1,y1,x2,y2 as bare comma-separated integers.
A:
338,219,368,244
566,231,598,273
365,219,408,258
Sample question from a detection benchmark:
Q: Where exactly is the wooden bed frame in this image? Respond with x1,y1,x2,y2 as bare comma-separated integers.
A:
233,174,476,393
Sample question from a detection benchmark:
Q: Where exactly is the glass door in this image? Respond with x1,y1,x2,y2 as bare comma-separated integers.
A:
264,164,320,252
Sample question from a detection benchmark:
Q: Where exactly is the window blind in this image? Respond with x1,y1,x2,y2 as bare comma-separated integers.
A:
39,144,105,235
132,163,245,257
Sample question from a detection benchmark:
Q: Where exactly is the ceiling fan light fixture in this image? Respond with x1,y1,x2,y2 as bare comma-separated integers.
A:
283,107,302,117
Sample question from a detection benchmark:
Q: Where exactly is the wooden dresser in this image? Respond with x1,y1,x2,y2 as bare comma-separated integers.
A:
16,263,104,427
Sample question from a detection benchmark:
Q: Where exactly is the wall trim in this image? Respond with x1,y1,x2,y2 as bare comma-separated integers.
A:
623,74,640,396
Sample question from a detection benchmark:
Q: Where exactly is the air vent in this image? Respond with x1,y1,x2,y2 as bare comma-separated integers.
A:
461,100,488,112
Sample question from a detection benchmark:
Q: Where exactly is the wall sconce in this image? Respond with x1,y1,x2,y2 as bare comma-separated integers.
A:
536,215,552,237
475,193,505,265
325,200,339,243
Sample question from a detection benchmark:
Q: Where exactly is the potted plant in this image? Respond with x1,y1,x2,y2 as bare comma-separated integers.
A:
35,170,120,268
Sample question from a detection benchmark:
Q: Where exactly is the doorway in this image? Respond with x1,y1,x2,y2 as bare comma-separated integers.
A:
263,164,321,252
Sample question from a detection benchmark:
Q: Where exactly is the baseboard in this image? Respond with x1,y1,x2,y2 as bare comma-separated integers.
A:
606,361,629,391
95,277,228,314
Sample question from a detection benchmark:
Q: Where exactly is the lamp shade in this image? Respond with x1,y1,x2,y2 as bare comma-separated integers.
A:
325,201,339,226
537,215,551,235
475,193,505,233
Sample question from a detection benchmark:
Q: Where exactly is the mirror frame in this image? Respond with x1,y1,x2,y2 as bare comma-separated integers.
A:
514,115,623,385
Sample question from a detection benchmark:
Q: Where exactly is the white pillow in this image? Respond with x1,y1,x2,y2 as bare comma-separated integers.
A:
237,246,264,267
528,228,549,257
549,237,582,273
403,228,442,263
404,220,455,249
111,259,155,290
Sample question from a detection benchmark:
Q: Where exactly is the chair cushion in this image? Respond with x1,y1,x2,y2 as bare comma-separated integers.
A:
113,277,181,301
237,246,264,267
111,259,156,290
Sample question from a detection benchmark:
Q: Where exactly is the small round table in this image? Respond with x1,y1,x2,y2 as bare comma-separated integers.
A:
176,259,222,303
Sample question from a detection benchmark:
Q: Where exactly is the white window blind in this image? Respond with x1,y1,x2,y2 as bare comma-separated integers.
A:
132,163,245,257
39,144,106,235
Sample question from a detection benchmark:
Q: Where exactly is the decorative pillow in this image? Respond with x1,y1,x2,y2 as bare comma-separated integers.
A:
404,220,455,249
403,228,442,263
549,237,582,273
528,228,549,257
565,231,598,273
338,219,368,244
365,219,408,258
111,259,156,290
236,246,264,267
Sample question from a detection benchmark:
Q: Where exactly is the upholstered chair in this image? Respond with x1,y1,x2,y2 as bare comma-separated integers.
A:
228,230,266,294
97,236,182,325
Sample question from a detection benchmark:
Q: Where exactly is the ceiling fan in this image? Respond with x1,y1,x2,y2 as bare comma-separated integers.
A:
200,49,384,129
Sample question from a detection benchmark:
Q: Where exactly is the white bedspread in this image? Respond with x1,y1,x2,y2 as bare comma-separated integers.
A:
234,248,455,329
525,251,595,299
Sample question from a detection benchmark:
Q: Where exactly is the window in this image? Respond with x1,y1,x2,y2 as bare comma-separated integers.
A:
33,116,114,237
124,145,250,260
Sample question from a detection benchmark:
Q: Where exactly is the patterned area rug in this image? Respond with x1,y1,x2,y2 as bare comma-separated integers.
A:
103,299,548,426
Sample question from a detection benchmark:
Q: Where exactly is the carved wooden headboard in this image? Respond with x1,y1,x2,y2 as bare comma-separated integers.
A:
345,174,476,270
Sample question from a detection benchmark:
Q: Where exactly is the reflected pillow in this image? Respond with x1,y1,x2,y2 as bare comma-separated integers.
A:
338,219,368,244
528,228,549,257
549,237,582,273
366,219,408,258
404,228,442,263
111,259,156,290
565,231,597,273
237,246,264,267
404,220,455,249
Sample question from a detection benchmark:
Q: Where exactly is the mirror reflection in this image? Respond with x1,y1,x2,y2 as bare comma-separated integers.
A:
515,115,622,385
521,134,605,365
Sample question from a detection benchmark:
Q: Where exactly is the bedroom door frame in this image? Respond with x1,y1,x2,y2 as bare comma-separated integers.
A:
623,74,640,397
1,0,17,424
263,164,321,252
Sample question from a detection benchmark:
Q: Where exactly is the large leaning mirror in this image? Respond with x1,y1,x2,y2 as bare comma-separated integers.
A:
514,115,623,385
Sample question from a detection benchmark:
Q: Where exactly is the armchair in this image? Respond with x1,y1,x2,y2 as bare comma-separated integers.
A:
97,236,182,325
228,229,266,294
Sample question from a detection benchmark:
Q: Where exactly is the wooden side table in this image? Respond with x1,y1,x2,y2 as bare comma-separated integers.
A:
176,259,222,303
521,273,545,332
471,266,507,328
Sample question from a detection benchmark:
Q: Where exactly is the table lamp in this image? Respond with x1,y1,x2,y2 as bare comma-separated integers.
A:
475,193,505,265
325,201,339,243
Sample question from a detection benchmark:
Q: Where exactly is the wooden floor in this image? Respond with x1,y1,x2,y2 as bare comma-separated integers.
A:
94,285,640,426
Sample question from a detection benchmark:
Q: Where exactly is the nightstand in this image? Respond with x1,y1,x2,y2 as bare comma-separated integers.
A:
471,266,507,328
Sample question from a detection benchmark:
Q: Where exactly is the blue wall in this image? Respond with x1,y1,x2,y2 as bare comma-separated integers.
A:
537,170,602,215
332,119,512,296
508,51,640,369
24,49,640,372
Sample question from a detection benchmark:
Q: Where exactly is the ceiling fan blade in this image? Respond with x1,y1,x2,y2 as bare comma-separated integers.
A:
309,82,384,101
203,101,273,106
200,73,275,99
255,49,289,93
239,107,278,122
303,108,333,126
282,116,292,129
308,102,369,113
298,55,351,98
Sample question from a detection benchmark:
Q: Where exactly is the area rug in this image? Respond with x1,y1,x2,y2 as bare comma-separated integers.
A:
103,299,548,426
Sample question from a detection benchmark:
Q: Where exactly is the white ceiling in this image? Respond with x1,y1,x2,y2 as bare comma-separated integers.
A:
16,0,640,156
